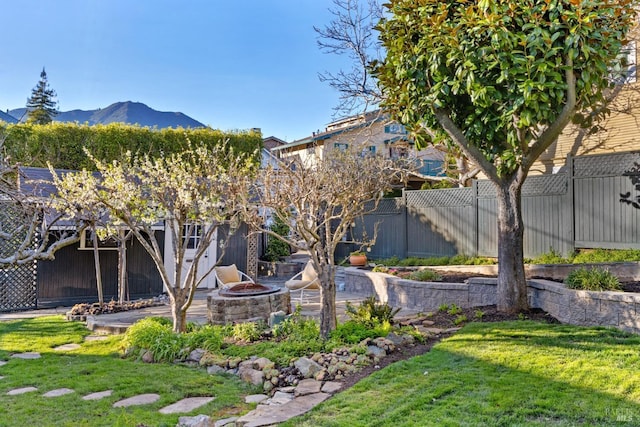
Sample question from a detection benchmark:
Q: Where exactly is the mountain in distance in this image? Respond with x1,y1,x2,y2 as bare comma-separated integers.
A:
7,101,206,129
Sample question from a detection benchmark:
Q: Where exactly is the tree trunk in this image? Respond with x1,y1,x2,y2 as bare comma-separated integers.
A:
319,264,337,339
117,229,127,304
91,229,104,305
495,177,529,313
171,288,188,333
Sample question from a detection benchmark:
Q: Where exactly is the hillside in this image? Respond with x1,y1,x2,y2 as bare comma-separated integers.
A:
7,101,205,128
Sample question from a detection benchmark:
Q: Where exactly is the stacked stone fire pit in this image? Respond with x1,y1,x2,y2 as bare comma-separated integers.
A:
207,283,291,325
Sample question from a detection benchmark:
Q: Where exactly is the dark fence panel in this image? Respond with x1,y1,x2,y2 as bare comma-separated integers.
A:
217,223,249,271
37,231,164,307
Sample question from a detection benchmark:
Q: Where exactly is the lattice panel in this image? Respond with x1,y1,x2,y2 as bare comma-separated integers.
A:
522,173,568,196
476,181,497,198
573,151,640,178
246,231,258,282
0,202,38,311
368,198,405,215
406,187,474,207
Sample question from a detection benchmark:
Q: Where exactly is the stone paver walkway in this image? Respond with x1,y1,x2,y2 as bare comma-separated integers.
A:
159,396,215,414
112,393,161,408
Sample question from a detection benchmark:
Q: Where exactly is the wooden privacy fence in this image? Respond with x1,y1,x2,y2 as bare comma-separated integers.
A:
342,151,640,260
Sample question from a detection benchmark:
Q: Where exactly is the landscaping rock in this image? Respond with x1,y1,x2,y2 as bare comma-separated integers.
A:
159,396,215,414
0,361,6,367
214,416,238,427
269,391,294,405
321,381,342,394
294,379,322,397
207,365,226,375
187,349,206,363
294,357,323,379
177,414,212,427
366,345,386,360
142,350,155,363
236,392,331,427
245,394,269,404
254,357,274,370
239,367,264,386
199,351,228,367
268,310,287,327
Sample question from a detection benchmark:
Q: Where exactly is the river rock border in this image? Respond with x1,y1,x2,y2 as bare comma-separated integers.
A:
344,267,640,334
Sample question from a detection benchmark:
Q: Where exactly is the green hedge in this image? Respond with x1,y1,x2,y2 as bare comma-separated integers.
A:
0,121,262,170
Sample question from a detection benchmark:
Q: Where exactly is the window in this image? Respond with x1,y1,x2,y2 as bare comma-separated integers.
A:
333,142,349,151
79,229,118,250
361,145,376,157
384,123,407,135
183,224,204,249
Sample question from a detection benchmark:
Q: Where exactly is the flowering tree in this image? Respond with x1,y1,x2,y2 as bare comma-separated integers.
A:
53,143,257,332
247,147,410,338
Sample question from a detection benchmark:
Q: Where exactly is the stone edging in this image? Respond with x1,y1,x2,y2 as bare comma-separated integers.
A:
344,267,640,334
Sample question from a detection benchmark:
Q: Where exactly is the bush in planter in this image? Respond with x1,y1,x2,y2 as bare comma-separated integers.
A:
564,267,621,291
407,269,442,282
263,216,291,262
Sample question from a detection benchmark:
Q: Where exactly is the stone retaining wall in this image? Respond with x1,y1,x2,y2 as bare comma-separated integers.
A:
344,268,640,334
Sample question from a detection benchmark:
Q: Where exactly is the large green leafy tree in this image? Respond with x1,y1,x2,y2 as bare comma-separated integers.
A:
374,0,637,312
26,68,58,124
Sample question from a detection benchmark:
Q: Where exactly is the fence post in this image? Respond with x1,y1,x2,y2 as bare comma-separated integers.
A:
472,179,479,257
402,188,408,259
566,154,576,257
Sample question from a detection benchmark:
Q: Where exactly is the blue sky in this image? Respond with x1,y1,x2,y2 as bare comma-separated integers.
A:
0,1,353,141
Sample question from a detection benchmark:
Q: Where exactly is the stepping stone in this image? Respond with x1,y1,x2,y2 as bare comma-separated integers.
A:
214,416,238,427
11,352,41,360
113,393,160,408
236,392,331,427
0,361,7,367
245,394,268,404
269,391,294,405
43,388,74,397
0,376,4,380
159,396,215,414
321,381,343,394
294,379,322,396
83,390,113,401
7,387,38,396
84,335,109,342
54,343,81,351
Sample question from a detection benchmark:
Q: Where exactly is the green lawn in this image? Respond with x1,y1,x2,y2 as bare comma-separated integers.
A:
3,316,640,426
0,316,255,427
285,321,640,426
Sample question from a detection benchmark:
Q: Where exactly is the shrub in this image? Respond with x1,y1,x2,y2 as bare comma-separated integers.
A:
185,325,224,352
407,269,442,282
262,215,290,261
122,317,186,362
447,304,462,315
345,296,400,327
329,321,382,344
232,321,266,342
564,267,622,291
571,249,640,264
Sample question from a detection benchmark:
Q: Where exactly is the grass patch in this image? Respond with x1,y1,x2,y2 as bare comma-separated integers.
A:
0,316,254,427
285,321,640,426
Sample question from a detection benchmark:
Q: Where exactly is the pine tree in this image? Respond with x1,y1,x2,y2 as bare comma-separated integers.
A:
26,67,58,124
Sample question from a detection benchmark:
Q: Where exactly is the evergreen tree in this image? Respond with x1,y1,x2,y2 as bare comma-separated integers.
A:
26,67,58,124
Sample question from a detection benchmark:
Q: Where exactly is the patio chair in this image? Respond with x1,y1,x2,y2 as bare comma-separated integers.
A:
285,261,320,304
213,264,255,289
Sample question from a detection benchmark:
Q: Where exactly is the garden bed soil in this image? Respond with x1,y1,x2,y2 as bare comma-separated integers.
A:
395,270,640,293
